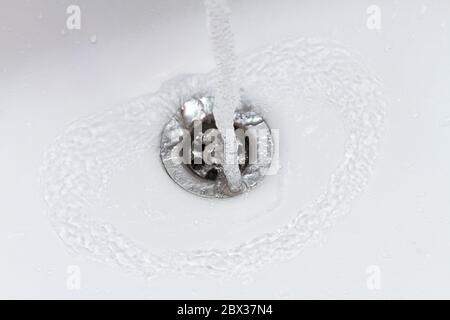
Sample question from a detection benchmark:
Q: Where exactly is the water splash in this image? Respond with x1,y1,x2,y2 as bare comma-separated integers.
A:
40,38,386,279
204,0,242,192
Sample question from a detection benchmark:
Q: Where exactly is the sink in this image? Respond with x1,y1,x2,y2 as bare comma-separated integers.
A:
1,0,450,299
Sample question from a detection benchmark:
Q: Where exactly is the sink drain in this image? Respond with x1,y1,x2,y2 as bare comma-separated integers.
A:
160,96,273,198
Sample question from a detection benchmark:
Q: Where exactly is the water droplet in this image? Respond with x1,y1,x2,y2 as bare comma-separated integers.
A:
90,35,97,44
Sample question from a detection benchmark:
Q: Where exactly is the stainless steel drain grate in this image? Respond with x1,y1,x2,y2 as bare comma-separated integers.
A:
160,96,273,198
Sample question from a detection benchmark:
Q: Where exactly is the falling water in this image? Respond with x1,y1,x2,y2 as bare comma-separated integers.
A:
204,0,242,192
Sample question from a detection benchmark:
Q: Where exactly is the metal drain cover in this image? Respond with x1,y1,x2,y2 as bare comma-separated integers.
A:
160,96,273,198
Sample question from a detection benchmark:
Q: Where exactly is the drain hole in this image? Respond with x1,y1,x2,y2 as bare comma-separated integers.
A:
160,96,273,198
205,168,219,180
186,116,250,181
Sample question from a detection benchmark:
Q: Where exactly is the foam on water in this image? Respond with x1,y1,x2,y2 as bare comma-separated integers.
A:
40,38,386,279
204,0,242,192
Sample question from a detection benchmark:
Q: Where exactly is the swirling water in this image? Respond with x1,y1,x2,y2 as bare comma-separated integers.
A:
40,38,386,279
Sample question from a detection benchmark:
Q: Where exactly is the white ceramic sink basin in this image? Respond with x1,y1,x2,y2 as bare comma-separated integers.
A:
1,0,450,299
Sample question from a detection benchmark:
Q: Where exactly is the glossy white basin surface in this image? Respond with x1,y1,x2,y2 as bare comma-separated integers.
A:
1,0,450,299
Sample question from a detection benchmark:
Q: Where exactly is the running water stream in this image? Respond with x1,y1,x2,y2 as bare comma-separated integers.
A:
204,0,242,192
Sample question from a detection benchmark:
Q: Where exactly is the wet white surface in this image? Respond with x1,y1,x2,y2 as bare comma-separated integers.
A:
1,0,450,299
